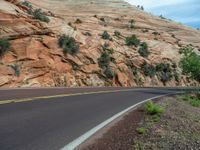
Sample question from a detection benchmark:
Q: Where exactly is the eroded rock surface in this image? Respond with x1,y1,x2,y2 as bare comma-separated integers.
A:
0,0,200,87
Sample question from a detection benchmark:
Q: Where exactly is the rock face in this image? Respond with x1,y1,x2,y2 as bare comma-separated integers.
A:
0,0,200,87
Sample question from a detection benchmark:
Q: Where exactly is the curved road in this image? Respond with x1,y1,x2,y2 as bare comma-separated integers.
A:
0,87,189,150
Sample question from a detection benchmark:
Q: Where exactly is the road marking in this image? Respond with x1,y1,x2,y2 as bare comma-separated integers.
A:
61,93,181,150
0,88,150,105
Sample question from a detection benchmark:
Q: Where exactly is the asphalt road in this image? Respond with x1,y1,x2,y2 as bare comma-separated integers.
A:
0,87,187,150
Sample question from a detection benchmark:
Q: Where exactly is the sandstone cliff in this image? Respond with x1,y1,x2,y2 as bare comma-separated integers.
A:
0,0,199,87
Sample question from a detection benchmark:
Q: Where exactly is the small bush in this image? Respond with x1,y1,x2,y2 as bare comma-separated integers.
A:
138,42,150,57
0,39,10,57
98,52,110,68
145,101,164,115
100,17,105,22
11,64,20,77
75,18,82,24
58,35,80,55
21,1,32,9
32,9,50,23
142,63,155,77
102,31,111,40
126,35,140,47
179,95,200,107
129,19,135,28
114,30,121,37
137,127,145,134
104,66,115,79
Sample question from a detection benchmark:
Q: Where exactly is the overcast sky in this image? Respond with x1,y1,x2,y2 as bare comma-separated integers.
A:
125,0,200,28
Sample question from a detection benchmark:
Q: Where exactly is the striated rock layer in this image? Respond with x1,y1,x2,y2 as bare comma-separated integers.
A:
0,0,199,87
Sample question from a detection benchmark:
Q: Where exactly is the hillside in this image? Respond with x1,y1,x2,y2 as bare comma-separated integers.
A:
0,0,200,87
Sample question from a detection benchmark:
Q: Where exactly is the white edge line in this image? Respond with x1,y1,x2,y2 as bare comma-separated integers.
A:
61,92,183,150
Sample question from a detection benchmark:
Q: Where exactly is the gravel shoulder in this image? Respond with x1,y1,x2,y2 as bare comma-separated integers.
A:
82,96,200,150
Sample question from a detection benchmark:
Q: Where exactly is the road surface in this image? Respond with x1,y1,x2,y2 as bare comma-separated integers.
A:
0,87,188,150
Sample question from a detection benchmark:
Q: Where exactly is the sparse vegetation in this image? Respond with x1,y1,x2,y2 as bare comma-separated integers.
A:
125,35,140,47
138,42,150,57
102,31,111,40
21,1,32,9
32,9,50,23
98,52,110,68
75,18,82,24
159,15,166,19
156,63,173,84
104,66,115,79
136,127,145,134
142,62,156,77
129,19,135,28
10,64,20,77
100,17,105,22
98,52,115,79
179,95,200,107
137,5,144,10
0,39,11,57
145,101,164,116
58,35,80,55
114,30,121,37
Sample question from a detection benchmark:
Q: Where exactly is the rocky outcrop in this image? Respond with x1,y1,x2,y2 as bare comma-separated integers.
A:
0,0,200,87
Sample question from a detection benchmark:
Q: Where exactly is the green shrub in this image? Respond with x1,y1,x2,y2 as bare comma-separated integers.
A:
136,127,145,134
21,1,32,9
179,95,200,107
129,19,135,28
58,35,80,55
142,63,155,77
156,63,170,72
0,39,10,57
138,42,150,57
180,47,200,83
102,31,111,40
156,63,173,84
32,9,50,23
11,64,20,77
145,101,164,115
126,35,140,47
114,30,121,37
98,52,110,68
104,66,115,79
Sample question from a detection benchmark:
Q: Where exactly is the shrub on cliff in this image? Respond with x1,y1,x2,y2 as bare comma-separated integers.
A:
126,35,140,47
58,35,80,55
102,31,111,40
104,66,115,79
0,39,10,57
138,42,150,57
142,62,156,77
21,1,32,9
32,9,50,23
98,52,110,68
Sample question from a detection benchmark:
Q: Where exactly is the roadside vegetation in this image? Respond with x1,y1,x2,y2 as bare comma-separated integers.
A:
84,96,200,150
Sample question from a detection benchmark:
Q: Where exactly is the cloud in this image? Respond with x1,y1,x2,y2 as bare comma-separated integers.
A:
124,0,200,28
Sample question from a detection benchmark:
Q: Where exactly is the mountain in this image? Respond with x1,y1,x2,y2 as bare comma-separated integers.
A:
0,0,199,87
